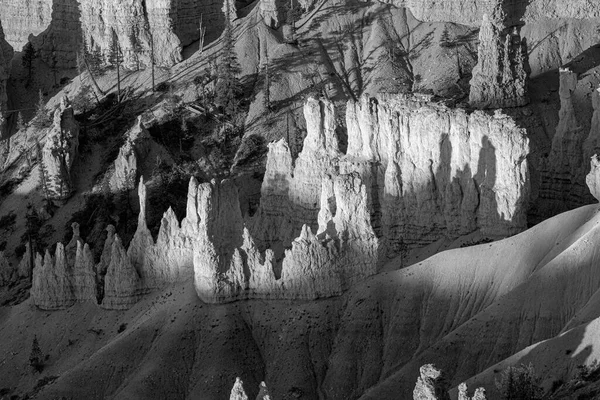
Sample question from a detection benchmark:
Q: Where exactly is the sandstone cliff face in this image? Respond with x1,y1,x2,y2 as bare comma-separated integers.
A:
40,97,79,200
0,0,52,51
469,14,528,109
31,0,81,69
109,117,151,192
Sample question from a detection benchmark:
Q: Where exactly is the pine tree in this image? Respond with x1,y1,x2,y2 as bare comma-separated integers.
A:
78,38,105,99
50,50,59,87
263,50,271,112
215,3,242,117
108,29,123,101
22,42,36,87
29,336,44,373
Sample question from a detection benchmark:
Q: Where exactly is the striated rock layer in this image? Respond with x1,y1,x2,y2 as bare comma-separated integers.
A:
40,97,79,200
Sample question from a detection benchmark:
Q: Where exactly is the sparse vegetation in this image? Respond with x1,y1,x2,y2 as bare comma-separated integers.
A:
495,363,543,400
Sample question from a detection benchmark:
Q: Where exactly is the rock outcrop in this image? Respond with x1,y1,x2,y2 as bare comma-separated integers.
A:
260,0,280,28
413,364,450,400
583,86,600,162
458,383,487,400
469,14,528,109
40,97,79,200
229,377,248,400
109,117,151,192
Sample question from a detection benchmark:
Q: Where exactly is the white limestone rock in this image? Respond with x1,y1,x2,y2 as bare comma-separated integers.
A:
109,117,151,192
101,235,142,310
229,377,248,400
413,364,450,400
73,242,98,303
40,97,80,200
31,244,75,310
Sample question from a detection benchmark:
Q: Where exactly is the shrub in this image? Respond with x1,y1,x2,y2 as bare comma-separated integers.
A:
495,363,543,400
577,360,600,382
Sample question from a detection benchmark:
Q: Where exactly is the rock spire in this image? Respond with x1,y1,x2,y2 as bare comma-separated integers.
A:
469,14,528,109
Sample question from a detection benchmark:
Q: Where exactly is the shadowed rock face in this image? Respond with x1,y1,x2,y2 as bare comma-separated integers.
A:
40,97,80,200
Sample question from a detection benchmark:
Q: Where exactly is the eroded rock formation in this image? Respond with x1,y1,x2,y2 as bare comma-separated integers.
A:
229,377,248,400
253,95,529,262
29,94,531,308
413,364,450,400
31,224,97,310
458,382,487,400
469,14,528,109
40,97,80,200
109,117,151,192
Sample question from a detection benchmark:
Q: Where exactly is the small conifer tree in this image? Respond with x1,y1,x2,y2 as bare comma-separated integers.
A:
29,335,44,373
215,3,243,117
22,42,36,87
108,29,123,101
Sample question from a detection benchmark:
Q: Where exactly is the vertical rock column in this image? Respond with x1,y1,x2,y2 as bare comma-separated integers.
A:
468,14,528,109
